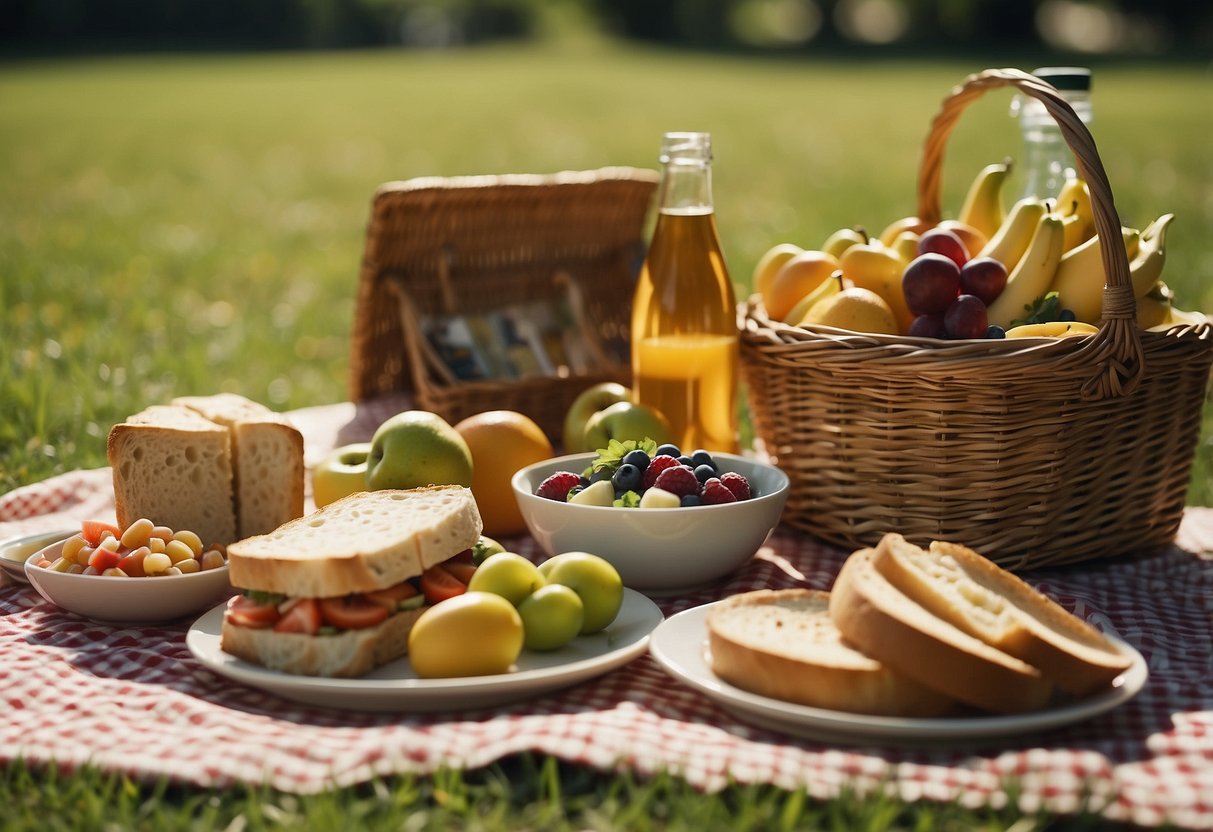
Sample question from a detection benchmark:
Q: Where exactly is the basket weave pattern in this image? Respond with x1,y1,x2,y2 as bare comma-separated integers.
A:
349,167,658,446
740,68,1213,569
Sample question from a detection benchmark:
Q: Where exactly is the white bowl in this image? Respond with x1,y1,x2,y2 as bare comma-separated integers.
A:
512,452,789,593
24,539,233,624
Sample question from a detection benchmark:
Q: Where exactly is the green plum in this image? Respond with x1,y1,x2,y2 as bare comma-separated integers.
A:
517,584,584,651
538,551,624,634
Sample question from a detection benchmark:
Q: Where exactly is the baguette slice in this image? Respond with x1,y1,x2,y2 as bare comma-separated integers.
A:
873,534,1132,697
108,405,238,547
226,486,482,598
221,604,424,678
173,393,304,539
829,549,1054,714
707,589,954,717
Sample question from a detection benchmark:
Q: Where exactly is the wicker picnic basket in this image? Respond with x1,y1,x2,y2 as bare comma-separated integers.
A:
349,167,658,446
740,68,1213,570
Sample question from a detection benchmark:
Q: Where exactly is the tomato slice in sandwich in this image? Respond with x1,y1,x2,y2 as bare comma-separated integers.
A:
365,581,420,611
319,595,390,631
273,598,322,635
226,595,281,629
441,561,477,586
420,564,468,604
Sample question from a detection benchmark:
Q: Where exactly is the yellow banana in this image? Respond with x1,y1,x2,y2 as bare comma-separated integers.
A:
975,197,1045,273
1129,214,1174,299
787,271,845,325
987,213,1066,328
1056,178,1094,251
958,159,1012,239
1005,321,1099,338
1048,227,1142,325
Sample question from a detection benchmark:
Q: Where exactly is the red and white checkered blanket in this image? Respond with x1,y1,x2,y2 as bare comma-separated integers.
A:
2,398,1211,829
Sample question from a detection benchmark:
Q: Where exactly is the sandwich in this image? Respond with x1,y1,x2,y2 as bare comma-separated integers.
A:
220,486,482,678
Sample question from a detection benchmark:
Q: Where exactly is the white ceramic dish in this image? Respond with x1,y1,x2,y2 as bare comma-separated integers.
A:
512,452,789,594
0,529,76,585
187,587,663,712
648,600,1148,746
24,539,233,623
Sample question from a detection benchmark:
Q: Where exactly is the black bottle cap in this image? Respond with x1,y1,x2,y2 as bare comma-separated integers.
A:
1031,67,1091,92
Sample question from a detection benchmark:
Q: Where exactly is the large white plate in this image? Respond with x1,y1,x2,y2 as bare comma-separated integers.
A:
187,588,663,712
0,529,76,585
649,600,1148,746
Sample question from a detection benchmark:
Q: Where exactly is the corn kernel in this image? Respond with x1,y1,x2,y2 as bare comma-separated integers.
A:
143,551,172,574
172,529,203,556
100,536,121,553
75,545,94,566
67,563,84,574
120,518,155,549
82,566,99,576
149,537,167,554
176,558,201,574
49,557,73,573
165,540,194,565
102,567,129,577
62,535,87,562
200,549,226,571
152,525,174,541
163,565,183,576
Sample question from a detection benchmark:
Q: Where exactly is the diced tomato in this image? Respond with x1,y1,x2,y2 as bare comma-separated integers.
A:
225,595,281,629
88,547,123,572
273,598,322,635
319,595,391,630
420,564,468,605
441,561,478,585
81,520,123,547
117,551,147,577
448,548,474,564
365,581,420,611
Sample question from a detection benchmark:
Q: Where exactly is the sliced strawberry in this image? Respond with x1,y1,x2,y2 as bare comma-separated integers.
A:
81,520,123,547
319,595,390,630
225,595,281,629
273,598,322,634
420,565,467,605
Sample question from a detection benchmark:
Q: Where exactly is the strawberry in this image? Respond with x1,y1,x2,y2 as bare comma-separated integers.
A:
700,477,738,505
642,455,682,490
719,472,751,502
536,471,583,502
653,465,699,498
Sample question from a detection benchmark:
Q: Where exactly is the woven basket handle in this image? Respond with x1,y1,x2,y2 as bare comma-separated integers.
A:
917,67,1143,399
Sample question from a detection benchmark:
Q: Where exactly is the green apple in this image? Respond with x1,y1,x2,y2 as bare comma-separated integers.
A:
366,410,473,491
563,382,630,453
538,551,624,634
581,401,671,453
466,552,545,607
312,442,371,508
517,584,585,651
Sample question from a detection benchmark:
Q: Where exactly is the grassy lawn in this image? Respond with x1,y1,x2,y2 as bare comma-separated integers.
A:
0,42,1208,828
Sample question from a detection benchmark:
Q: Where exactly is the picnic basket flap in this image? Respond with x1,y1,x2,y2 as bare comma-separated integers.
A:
740,68,1213,570
349,167,659,446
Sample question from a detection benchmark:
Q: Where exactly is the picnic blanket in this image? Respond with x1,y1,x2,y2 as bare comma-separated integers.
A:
2,396,1211,829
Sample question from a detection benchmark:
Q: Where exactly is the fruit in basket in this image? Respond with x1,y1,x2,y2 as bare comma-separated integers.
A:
975,197,1046,273
890,230,921,265
902,253,961,316
582,401,672,454
752,243,804,299
785,271,844,325
959,257,1009,306
801,286,899,335
878,216,932,247
455,410,554,536
763,250,841,321
1056,177,1095,250
986,213,1065,328
312,442,371,508
408,591,524,678
943,294,990,340
1005,321,1098,338
1047,227,1141,325
1129,214,1174,299
917,228,969,269
538,551,624,634
821,227,867,259
366,411,473,491
957,159,1011,239
564,382,631,453
936,220,988,259
838,240,914,333
908,313,947,338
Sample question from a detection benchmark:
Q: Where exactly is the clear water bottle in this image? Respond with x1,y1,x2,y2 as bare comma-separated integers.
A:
1011,67,1093,200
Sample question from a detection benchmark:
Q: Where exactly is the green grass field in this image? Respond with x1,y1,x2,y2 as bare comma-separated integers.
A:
0,43,1208,828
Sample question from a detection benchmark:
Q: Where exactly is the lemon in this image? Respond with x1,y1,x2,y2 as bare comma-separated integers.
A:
800,286,899,335
455,410,554,536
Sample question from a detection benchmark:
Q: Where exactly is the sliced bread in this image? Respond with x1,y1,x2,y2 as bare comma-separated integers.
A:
829,548,1054,714
108,405,238,547
873,534,1132,697
173,393,304,539
226,486,482,598
707,589,955,717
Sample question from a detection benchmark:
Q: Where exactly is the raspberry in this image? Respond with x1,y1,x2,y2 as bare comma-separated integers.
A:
720,472,751,501
536,471,583,502
700,477,737,505
642,455,682,490
653,465,699,498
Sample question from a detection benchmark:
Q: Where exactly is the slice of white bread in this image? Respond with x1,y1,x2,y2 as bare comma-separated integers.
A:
829,548,1054,714
226,486,482,598
707,589,955,717
872,534,1132,697
173,393,304,539
108,405,238,547
221,604,424,678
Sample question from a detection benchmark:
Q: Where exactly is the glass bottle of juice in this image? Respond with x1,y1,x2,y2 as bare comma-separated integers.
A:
631,132,738,453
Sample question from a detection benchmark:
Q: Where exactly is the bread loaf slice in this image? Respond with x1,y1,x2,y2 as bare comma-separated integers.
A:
707,589,954,717
829,548,1054,714
226,486,482,598
108,405,238,547
173,393,304,539
873,534,1132,697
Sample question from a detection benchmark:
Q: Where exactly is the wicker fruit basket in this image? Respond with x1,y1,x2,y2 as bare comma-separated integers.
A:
349,167,658,447
740,68,1213,570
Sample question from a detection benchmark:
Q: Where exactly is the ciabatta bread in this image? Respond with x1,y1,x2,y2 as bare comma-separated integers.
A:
829,548,1054,714
707,589,954,717
226,486,482,598
173,393,304,539
873,534,1132,697
108,405,238,547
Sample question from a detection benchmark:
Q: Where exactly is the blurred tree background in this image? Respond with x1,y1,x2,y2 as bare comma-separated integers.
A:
2,0,1210,56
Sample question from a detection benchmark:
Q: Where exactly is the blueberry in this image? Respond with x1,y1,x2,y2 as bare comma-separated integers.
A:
985,324,1006,339
590,467,613,484
690,449,716,470
612,462,642,492
622,449,650,470
655,443,681,459
680,494,703,507
579,475,591,488
1059,308,1076,322
676,455,693,468
693,464,716,483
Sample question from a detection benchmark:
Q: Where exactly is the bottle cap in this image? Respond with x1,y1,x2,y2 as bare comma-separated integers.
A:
660,132,712,164
1031,67,1092,92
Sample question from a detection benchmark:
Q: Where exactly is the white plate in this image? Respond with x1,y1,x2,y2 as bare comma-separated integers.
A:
648,600,1148,746
0,529,76,585
187,588,664,712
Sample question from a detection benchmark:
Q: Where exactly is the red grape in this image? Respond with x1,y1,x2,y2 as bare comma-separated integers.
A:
944,294,989,340
959,257,1009,306
902,253,961,316
917,228,968,268
908,313,947,338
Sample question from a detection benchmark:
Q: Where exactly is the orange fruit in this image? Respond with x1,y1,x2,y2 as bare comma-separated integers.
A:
454,410,555,537
762,250,840,321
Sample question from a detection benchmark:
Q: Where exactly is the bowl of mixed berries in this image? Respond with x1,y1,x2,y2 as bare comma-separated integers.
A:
512,440,788,593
